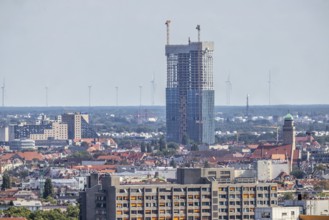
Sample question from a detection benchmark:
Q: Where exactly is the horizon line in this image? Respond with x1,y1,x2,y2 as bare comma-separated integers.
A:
1,104,329,108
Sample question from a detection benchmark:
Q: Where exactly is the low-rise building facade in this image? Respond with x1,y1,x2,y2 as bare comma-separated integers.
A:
255,206,301,220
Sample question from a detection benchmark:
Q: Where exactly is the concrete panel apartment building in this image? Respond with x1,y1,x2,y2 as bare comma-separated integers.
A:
79,168,278,220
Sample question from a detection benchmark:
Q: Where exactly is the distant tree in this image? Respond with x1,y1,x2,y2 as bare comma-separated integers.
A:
191,144,199,151
314,180,329,191
315,135,329,145
3,207,31,218
43,196,57,205
170,160,177,168
66,204,79,218
282,192,294,200
71,151,92,161
291,170,306,179
1,172,11,190
167,142,179,150
316,192,327,198
302,192,312,200
183,162,191,167
30,208,67,220
159,136,167,151
80,141,89,147
204,161,210,168
18,170,29,179
140,142,146,153
4,205,80,220
43,178,54,199
314,164,326,172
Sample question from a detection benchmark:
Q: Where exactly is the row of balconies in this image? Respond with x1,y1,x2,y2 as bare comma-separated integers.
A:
117,212,209,217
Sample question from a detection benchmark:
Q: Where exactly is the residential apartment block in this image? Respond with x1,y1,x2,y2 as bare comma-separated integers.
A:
79,168,278,220
12,112,97,141
29,122,68,140
61,112,97,140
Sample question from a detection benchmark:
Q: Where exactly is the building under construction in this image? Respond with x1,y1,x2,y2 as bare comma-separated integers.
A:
165,22,215,144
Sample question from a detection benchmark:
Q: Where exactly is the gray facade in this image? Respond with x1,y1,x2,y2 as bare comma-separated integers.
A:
166,42,215,144
61,112,98,140
79,168,278,220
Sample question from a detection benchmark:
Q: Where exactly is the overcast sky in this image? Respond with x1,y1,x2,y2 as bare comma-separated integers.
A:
0,0,328,106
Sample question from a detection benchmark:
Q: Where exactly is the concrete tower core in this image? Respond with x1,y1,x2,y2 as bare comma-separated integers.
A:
165,41,215,144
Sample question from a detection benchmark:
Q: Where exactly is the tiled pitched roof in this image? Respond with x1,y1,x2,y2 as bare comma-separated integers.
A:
72,164,116,171
296,136,314,142
0,152,43,161
97,155,122,161
0,153,15,160
17,152,43,161
251,144,299,161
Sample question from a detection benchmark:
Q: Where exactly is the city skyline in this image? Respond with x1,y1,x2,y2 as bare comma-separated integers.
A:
0,0,328,106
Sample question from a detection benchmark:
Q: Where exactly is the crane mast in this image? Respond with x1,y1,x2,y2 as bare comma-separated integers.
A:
165,20,171,45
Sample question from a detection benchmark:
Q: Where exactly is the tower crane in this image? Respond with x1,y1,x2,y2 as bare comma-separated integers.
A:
165,20,171,45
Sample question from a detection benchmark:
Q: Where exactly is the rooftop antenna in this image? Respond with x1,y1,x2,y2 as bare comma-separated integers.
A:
115,86,119,106
45,86,48,107
246,94,249,117
150,74,156,105
268,70,271,105
225,75,232,105
88,85,92,108
1,79,5,107
165,20,171,45
196,25,201,42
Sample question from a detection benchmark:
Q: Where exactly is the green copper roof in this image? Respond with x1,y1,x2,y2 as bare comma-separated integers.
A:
284,113,293,120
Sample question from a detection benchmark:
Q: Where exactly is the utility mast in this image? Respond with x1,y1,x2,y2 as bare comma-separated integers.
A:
45,86,48,107
246,94,250,117
268,71,271,105
115,86,119,106
138,86,143,123
225,75,232,105
165,20,171,45
150,74,156,105
196,25,201,42
1,79,5,107
88,85,92,107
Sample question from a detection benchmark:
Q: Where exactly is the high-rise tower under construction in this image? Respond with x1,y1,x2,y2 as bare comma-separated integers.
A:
165,24,215,144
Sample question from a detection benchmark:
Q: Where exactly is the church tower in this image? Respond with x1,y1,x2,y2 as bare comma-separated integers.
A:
282,113,296,172
282,113,296,150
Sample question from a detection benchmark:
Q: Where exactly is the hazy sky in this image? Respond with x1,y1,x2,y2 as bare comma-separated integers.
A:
0,0,328,106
